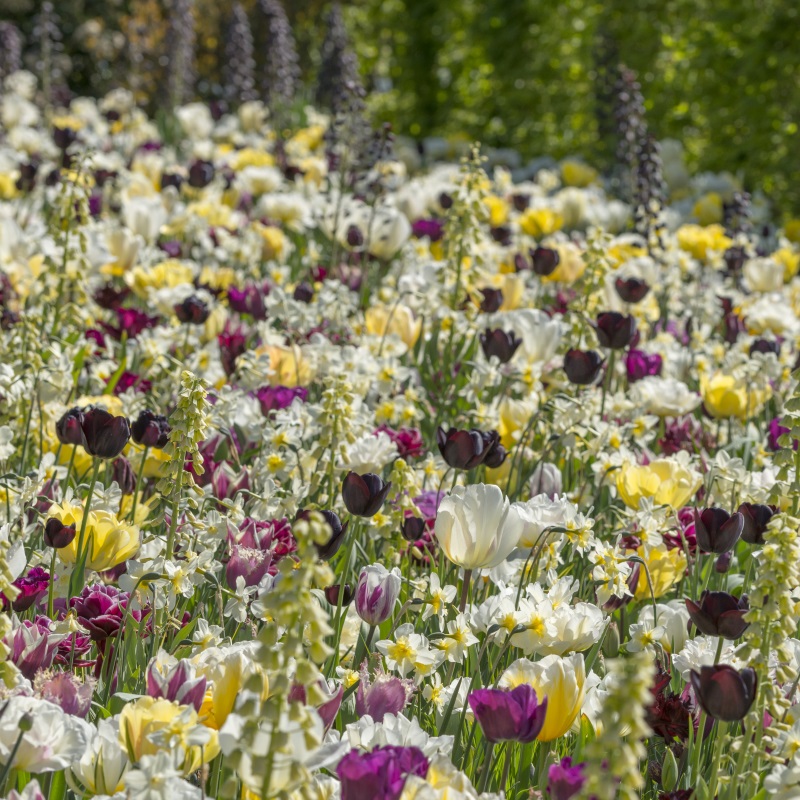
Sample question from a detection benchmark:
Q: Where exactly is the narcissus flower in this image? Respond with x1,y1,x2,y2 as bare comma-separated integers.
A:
468,684,548,743
434,483,524,570
500,653,585,741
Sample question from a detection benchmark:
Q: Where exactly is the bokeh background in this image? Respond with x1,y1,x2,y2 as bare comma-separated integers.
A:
1,0,797,213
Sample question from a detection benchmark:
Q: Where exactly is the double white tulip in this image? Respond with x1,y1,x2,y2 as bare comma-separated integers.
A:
434,483,525,570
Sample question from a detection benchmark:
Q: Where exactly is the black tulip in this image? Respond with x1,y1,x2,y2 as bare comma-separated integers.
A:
530,247,560,277
439,192,453,210
480,329,522,363
80,407,131,459
512,193,529,212
694,508,743,554
513,253,529,272
293,282,314,303
324,584,355,606
161,171,184,191
131,410,171,449
307,510,349,560
478,288,504,313
174,296,210,325
401,516,426,542
56,407,85,446
563,349,604,385
346,225,364,248
737,503,776,545
112,456,136,495
44,518,76,549
690,665,757,722
188,160,215,188
595,312,637,349
480,430,507,469
614,277,650,304
749,339,780,357
685,591,749,639
436,427,487,470
342,472,392,517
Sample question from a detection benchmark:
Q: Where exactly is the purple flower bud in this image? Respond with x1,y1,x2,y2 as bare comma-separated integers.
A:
356,668,413,722
303,510,347,560
435,427,506,471
749,338,780,357
468,684,548,743
131,410,171,449
737,502,777,545
355,564,401,626
346,225,364,248
685,591,749,639
188,159,215,188
112,456,136,495
293,282,314,303
401,516,426,542
547,757,587,800
55,407,84,446
694,508,743,554
336,745,429,800
324,584,355,606
342,472,392,518
9,567,49,612
625,349,663,382
44,518,76,549
228,284,268,319
594,311,637,349
767,418,794,452
255,385,308,416
70,584,143,641
690,665,757,722
563,349,604,385
614,276,650,304
79,407,131,459
146,658,208,711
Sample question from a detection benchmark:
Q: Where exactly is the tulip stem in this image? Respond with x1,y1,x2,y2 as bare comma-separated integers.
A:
46,547,57,619
459,569,472,613
500,741,513,791
600,350,615,419
69,458,102,597
478,741,495,794
707,721,728,799
130,446,148,523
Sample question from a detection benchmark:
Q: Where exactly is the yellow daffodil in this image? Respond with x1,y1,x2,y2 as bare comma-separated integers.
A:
561,160,598,187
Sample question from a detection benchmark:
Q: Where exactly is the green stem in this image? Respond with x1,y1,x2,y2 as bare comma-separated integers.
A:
458,569,472,613
69,458,101,596
130,446,148,522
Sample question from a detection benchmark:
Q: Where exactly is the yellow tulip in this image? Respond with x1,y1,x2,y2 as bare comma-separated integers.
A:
254,223,289,262
500,653,585,741
256,343,314,387
230,147,275,171
119,697,219,774
365,304,422,352
498,396,537,449
50,501,140,573
701,372,769,420
616,458,702,510
675,224,732,263
519,208,563,238
634,544,687,599
484,195,509,227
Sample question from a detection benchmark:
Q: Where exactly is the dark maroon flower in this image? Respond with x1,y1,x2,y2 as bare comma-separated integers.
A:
218,326,248,376
490,226,512,246
102,307,160,341
478,287,503,313
436,426,506,470
80,407,131,459
112,456,136,495
547,757,586,800
512,193,530,211
255,385,308,416
94,284,130,310
594,312,636,349
356,669,412,723
659,417,715,456
375,425,424,459
563,349,604,385
188,159,215,188
694,508,743,554
55,407,85,446
647,674,694,742
9,567,49,612
468,685,548,743
111,372,152,396
401,516,426,542
226,517,297,588
614,277,650,304
228,284,268,319
480,329,522,363
690,665,757,722
346,225,364,248
44,518,76,549
625,349,663,382
723,312,745,344
737,503,776,545
749,338,780,357
342,472,392,517
336,745,429,800
324,584,355,606
293,282,314,303
70,585,141,641
530,246,560,277
411,219,444,242
159,239,183,258
131,410,171,449
685,591,749,639
723,246,746,275
174,296,210,324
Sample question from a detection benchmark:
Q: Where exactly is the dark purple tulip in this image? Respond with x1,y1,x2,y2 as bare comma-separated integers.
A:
715,551,732,573
530,246,560,276
80,407,131,459
375,425,425,459
625,349,663,382
228,284,268,319
293,282,314,303
346,225,364,248
685,591,749,639
112,456,136,495
401,516,426,542
694,508,743,554
9,567,49,612
749,338,780,357
480,329,522,363
218,327,248,376
161,172,184,191
336,745,429,800
70,584,142,641
188,159,215,188
737,503,777,545
478,287,504,313
255,386,308,416
174,295,210,324
55,407,85,446
302,510,348,560
481,430,507,469
724,312,745,344
547,757,587,800
131,410,171,449
512,193,530,211
411,219,444,242
324,584,355,606
690,665,757,722
436,427,486,470
356,671,412,722
723,246,746,275
468,685,548,743
490,226,512,246
614,276,650,304
563,349,604,385
342,472,392,517
514,252,530,272
594,312,637,349
44,518,76,549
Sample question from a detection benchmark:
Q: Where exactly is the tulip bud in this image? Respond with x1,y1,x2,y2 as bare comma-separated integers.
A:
131,410,171,449
661,747,679,792
55,407,84,446
324,584,355,606
737,502,776,544
342,472,392,518
293,282,314,303
188,159,214,188
355,564,401,625
401,516,426,542
594,311,637,349
479,329,522,363
685,591,749,639
694,507,743,554
112,456,136,495
563,349,604,385
44,518,76,549
305,510,348,560
79,407,131,459
602,621,620,658
174,295,210,324
749,338,780,357
530,246,560,276
690,665,757,721
614,276,650,304
346,225,364,248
